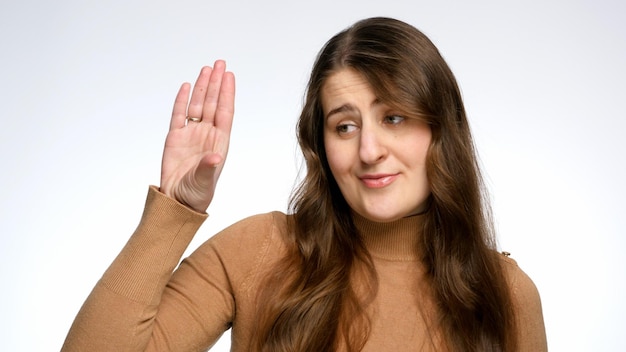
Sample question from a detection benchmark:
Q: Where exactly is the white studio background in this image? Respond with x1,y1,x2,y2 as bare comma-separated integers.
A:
1,0,624,351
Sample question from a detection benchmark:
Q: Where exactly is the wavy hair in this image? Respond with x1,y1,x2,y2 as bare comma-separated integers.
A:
254,17,517,351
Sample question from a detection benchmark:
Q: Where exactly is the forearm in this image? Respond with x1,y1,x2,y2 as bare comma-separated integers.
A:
61,186,207,351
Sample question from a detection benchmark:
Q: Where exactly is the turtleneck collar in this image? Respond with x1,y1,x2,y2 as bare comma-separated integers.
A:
352,212,424,262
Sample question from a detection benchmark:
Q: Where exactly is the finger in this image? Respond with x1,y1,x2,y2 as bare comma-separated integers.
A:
201,60,226,126
170,82,191,130
214,71,236,135
187,66,213,120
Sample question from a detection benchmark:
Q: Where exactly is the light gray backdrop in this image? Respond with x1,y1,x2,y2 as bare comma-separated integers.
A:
1,0,624,351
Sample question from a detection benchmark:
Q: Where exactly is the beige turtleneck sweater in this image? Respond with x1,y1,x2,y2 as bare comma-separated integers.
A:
61,186,547,351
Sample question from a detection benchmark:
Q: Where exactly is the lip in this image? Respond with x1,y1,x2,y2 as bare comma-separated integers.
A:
359,173,399,188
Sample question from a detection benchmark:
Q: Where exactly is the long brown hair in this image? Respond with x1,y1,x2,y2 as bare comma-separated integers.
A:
254,17,517,351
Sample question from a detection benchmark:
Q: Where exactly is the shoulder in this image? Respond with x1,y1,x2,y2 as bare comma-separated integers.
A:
190,211,293,284
498,254,538,295
209,211,291,252
498,252,548,351
498,253,542,312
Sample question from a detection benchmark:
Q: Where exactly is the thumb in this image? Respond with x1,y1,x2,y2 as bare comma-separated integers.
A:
194,152,224,187
178,153,223,213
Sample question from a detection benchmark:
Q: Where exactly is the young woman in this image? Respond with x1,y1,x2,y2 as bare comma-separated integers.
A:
62,17,547,351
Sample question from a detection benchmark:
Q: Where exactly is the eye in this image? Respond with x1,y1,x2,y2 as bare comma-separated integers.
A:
384,115,405,125
336,123,358,134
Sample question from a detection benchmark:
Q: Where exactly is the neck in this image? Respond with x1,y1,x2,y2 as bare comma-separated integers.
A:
352,212,424,261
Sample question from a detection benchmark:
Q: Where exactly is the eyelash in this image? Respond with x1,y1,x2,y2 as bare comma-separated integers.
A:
335,115,405,134
336,123,357,134
384,115,405,125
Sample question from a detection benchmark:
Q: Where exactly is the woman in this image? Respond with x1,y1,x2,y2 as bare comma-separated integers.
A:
62,17,547,351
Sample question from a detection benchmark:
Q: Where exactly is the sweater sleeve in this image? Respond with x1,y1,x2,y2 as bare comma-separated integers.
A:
502,256,548,352
61,186,210,351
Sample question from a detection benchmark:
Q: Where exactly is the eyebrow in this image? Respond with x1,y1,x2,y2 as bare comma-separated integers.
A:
325,104,356,120
325,99,382,120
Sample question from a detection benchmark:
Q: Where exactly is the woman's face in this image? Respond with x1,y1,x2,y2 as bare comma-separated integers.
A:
322,68,432,222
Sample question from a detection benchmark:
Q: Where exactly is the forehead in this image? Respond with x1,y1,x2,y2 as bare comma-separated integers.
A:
320,69,376,113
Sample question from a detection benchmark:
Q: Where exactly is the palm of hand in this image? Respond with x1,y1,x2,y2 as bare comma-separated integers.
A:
159,61,235,213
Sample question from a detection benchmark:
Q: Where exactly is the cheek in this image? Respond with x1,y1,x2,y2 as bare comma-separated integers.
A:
324,144,340,174
418,135,432,186
324,139,348,178
413,129,432,163
404,129,432,181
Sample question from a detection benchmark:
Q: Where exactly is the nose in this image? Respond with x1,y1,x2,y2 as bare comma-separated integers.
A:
359,124,387,164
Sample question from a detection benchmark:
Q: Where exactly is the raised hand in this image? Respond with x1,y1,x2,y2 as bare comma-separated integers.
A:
159,60,235,213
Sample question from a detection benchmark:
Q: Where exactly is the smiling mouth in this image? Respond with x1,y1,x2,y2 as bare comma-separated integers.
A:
359,174,399,188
